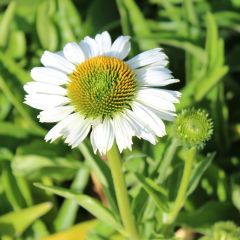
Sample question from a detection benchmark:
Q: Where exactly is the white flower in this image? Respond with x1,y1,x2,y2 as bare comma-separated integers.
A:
24,31,181,155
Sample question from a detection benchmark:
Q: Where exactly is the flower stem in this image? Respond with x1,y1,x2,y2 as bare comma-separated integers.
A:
166,147,195,225
107,143,140,240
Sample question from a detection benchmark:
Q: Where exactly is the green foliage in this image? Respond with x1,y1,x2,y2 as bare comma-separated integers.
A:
0,0,239,239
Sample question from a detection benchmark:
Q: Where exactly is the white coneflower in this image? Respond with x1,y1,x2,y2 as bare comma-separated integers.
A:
24,31,181,155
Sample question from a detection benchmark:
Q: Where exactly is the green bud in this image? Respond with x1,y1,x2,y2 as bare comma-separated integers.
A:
175,108,213,149
200,221,240,240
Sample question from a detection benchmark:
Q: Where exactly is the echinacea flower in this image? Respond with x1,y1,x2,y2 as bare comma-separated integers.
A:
24,31,181,155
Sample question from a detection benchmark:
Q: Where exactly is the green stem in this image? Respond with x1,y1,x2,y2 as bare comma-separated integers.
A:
107,143,140,240
166,147,195,225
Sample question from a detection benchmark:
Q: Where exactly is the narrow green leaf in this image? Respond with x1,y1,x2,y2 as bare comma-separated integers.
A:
0,1,16,48
187,153,215,196
205,12,218,71
135,173,169,212
54,166,90,231
36,0,58,51
2,161,26,210
34,183,123,232
117,0,158,50
0,202,52,237
194,66,229,101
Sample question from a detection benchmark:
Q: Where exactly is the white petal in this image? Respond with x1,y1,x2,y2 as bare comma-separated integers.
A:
64,117,92,148
95,31,112,55
24,94,69,110
38,106,74,123
137,89,176,112
136,67,180,86
24,82,67,96
90,118,114,155
131,102,166,137
138,88,181,103
41,51,75,73
63,42,85,64
125,109,157,144
80,36,99,58
110,36,131,60
45,113,78,142
31,67,69,85
112,114,134,152
127,48,168,69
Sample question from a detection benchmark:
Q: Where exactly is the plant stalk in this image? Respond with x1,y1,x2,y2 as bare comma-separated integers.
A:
107,143,140,240
166,147,195,225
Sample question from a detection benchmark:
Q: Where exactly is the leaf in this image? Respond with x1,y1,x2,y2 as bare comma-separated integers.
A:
78,143,118,215
135,173,169,212
54,167,90,231
0,1,16,48
2,161,26,210
42,220,97,240
0,202,52,237
205,12,219,71
117,0,158,50
5,30,26,59
36,0,58,51
187,153,215,196
177,202,237,230
83,0,118,35
34,183,123,233
12,154,80,181
0,122,29,139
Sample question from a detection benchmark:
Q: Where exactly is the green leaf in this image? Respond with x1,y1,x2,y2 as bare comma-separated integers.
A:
205,12,219,71
135,173,169,212
177,202,237,230
2,161,26,210
187,153,215,196
36,0,58,51
12,154,80,181
54,166,90,231
34,183,123,233
0,202,52,237
78,143,118,216
117,0,158,50
0,1,16,48
83,0,118,36
0,122,29,139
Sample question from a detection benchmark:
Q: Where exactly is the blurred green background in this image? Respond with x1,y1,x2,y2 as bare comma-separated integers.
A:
0,0,240,239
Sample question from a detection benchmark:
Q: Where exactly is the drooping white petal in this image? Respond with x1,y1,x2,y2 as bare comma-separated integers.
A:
110,36,131,60
111,113,134,152
95,31,112,55
38,106,74,123
41,51,75,73
24,82,67,96
31,67,69,85
64,116,92,147
63,42,85,64
45,113,78,142
90,118,114,155
24,94,69,110
125,110,157,145
127,48,168,69
131,102,166,137
136,89,176,112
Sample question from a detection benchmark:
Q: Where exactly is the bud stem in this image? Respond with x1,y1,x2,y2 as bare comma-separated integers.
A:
166,147,195,225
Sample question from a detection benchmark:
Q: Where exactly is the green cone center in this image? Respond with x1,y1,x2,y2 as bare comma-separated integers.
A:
67,56,137,119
